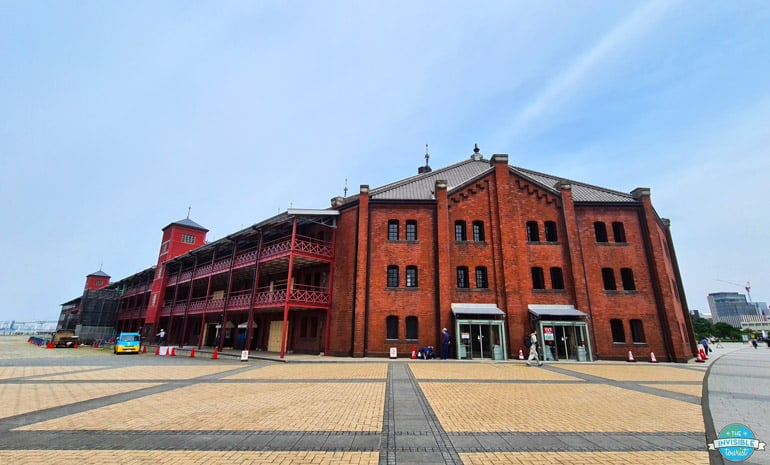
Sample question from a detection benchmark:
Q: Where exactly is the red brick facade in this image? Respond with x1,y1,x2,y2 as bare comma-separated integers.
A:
328,153,696,362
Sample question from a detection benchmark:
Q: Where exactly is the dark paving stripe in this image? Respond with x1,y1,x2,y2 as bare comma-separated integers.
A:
0,430,705,452
544,365,702,404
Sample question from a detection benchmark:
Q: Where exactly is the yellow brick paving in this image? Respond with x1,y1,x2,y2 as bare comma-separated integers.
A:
0,366,103,380
409,363,582,381
640,383,703,397
35,365,240,381
460,451,709,465
0,450,380,465
420,382,703,432
0,383,159,419
552,364,706,382
19,382,385,432
225,362,388,380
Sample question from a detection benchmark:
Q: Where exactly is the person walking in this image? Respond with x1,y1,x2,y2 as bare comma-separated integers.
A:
526,331,543,366
156,328,166,346
441,328,452,360
700,337,710,355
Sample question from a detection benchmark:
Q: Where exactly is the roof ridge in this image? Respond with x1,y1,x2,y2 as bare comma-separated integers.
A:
370,158,486,194
512,165,634,199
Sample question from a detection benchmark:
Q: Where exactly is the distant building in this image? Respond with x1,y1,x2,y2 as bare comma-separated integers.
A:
708,292,763,328
0,320,57,335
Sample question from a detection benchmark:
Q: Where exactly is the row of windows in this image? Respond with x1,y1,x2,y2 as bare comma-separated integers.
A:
383,316,647,345
602,268,636,291
386,315,418,340
595,222,626,243
610,318,645,343
388,219,629,245
387,266,419,288
526,221,558,242
388,220,418,241
389,265,636,291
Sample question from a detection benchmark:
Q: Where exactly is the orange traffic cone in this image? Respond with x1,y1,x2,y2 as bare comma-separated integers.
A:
627,349,636,362
46,341,53,349
170,347,176,357
695,350,705,363
518,347,524,360
142,345,147,353
212,347,218,359
699,346,708,361
73,343,78,349
155,345,160,356
189,347,195,358
649,351,658,363
411,346,417,359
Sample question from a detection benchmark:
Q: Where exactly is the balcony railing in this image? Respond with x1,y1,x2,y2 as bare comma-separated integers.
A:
167,236,333,284
156,284,330,315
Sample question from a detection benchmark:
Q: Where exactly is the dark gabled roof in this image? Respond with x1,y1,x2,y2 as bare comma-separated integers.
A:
163,217,209,232
87,270,110,278
511,166,636,203
370,158,493,200
361,152,636,204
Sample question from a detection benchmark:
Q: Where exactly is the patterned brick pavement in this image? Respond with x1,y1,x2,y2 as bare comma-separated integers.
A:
0,337,721,465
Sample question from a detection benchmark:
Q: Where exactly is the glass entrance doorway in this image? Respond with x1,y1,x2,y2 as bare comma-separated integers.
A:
540,321,591,362
456,320,506,360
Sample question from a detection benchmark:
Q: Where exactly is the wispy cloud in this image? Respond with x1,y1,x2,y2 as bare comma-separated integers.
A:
500,0,679,143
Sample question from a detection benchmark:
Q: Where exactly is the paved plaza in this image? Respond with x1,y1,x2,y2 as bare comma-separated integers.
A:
0,337,767,465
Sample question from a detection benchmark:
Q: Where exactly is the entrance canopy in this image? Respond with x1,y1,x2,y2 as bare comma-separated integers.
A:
528,304,588,318
451,303,505,316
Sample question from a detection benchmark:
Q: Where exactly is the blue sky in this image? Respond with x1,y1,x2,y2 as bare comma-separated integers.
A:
1,1,768,322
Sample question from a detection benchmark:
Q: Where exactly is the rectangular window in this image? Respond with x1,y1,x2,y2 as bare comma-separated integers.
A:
455,221,467,241
456,267,469,288
182,234,196,244
612,222,626,243
406,220,417,241
405,316,418,340
620,268,636,291
526,221,540,242
531,267,545,289
630,319,645,343
405,266,418,287
594,222,608,243
602,268,617,290
472,221,485,241
387,266,399,288
549,267,564,289
475,266,488,289
388,220,399,241
544,221,558,242
610,319,625,343
386,316,398,340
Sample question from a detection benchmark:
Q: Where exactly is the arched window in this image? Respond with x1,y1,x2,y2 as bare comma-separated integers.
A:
456,266,469,288
620,268,636,291
405,220,417,241
602,268,616,290
405,266,418,288
610,319,625,343
630,319,645,343
455,221,467,241
526,221,540,242
550,267,564,289
386,316,399,340
544,221,558,242
388,220,399,241
472,221,485,241
405,316,418,340
475,266,488,288
387,266,399,288
594,222,608,242
531,267,545,289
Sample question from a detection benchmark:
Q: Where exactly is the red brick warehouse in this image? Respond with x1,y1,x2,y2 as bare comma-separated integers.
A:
60,145,696,362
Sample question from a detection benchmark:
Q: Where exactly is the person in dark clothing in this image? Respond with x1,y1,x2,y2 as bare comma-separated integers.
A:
441,328,452,360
